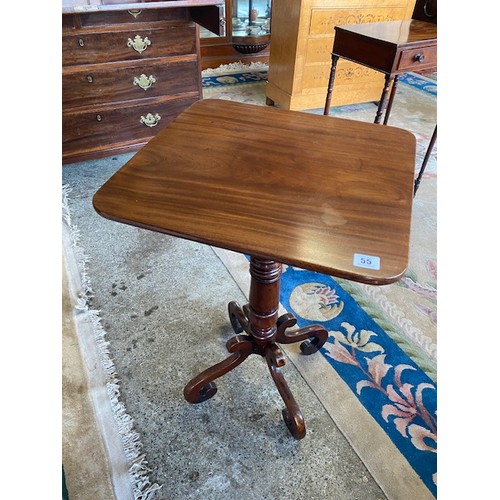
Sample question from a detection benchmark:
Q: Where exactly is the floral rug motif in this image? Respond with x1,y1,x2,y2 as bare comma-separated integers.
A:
399,73,437,96
280,266,437,496
202,71,268,87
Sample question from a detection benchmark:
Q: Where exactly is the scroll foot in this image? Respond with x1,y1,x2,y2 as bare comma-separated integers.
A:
275,314,328,355
265,344,306,439
184,335,253,403
228,301,253,335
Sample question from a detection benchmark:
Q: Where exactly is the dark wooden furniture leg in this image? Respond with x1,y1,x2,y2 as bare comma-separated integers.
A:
374,74,395,124
323,54,340,116
414,124,437,195
183,256,328,439
383,74,400,125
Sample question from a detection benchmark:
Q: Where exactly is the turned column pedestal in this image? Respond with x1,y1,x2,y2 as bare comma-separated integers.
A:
183,256,328,439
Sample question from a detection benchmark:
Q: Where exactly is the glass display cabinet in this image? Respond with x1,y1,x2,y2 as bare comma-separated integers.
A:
231,0,271,52
200,0,272,69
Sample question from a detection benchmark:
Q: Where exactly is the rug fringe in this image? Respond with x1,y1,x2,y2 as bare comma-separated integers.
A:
202,61,268,76
62,185,162,500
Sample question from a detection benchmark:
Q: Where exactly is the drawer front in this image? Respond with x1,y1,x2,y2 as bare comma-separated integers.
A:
397,45,437,71
62,9,188,32
63,58,199,108
62,95,198,157
74,8,188,27
62,25,196,66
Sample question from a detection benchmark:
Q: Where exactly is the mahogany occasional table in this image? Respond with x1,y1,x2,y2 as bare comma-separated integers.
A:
93,99,416,439
323,19,437,125
323,19,437,193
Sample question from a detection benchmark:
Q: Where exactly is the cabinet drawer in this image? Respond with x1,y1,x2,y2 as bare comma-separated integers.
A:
72,8,188,28
62,25,196,66
63,58,199,108
397,45,437,71
62,95,198,157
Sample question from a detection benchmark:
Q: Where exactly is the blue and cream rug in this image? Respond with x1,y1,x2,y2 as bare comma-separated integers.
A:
282,270,437,496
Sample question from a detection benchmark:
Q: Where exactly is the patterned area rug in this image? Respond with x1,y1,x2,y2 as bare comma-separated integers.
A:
203,66,437,497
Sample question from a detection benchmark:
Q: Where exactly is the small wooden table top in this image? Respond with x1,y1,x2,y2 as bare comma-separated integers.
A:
93,99,416,285
331,19,437,75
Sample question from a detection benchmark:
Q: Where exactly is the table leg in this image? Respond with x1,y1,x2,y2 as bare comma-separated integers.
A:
183,255,329,439
414,124,437,195
324,54,340,116
383,74,400,125
374,74,395,124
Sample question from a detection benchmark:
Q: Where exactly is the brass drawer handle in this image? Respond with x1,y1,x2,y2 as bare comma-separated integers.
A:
127,35,151,54
127,9,142,18
133,74,157,90
140,113,161,127
414,53,425,63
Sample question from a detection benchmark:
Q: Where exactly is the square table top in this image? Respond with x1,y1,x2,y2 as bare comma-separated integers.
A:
334,19,437,47
93,99,415,285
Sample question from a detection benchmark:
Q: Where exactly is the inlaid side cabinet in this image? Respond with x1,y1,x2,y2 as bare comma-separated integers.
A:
266,0,417,111
62,0,223,164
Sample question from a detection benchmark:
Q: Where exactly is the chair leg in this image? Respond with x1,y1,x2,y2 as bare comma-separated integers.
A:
375,74,395,124
383,74,400,125
324,54,339,116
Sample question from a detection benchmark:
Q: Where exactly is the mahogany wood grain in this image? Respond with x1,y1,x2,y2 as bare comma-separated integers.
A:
62,0,224,14
63,94,198,160
69,7,189,26
62,25,197,66
63,57,199,109
62,0,222,164
324,19,437,122
330,20,437,75
93,99,415,285
93,98,416,439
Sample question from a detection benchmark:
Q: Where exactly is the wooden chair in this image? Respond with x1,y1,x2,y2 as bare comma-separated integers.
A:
93,98,416,439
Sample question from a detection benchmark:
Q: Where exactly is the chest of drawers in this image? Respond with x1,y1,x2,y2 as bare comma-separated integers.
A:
62,1,223,164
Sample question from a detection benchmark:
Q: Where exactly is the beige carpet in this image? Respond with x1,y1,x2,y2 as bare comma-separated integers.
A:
63,216,138,500
62,255,118,500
